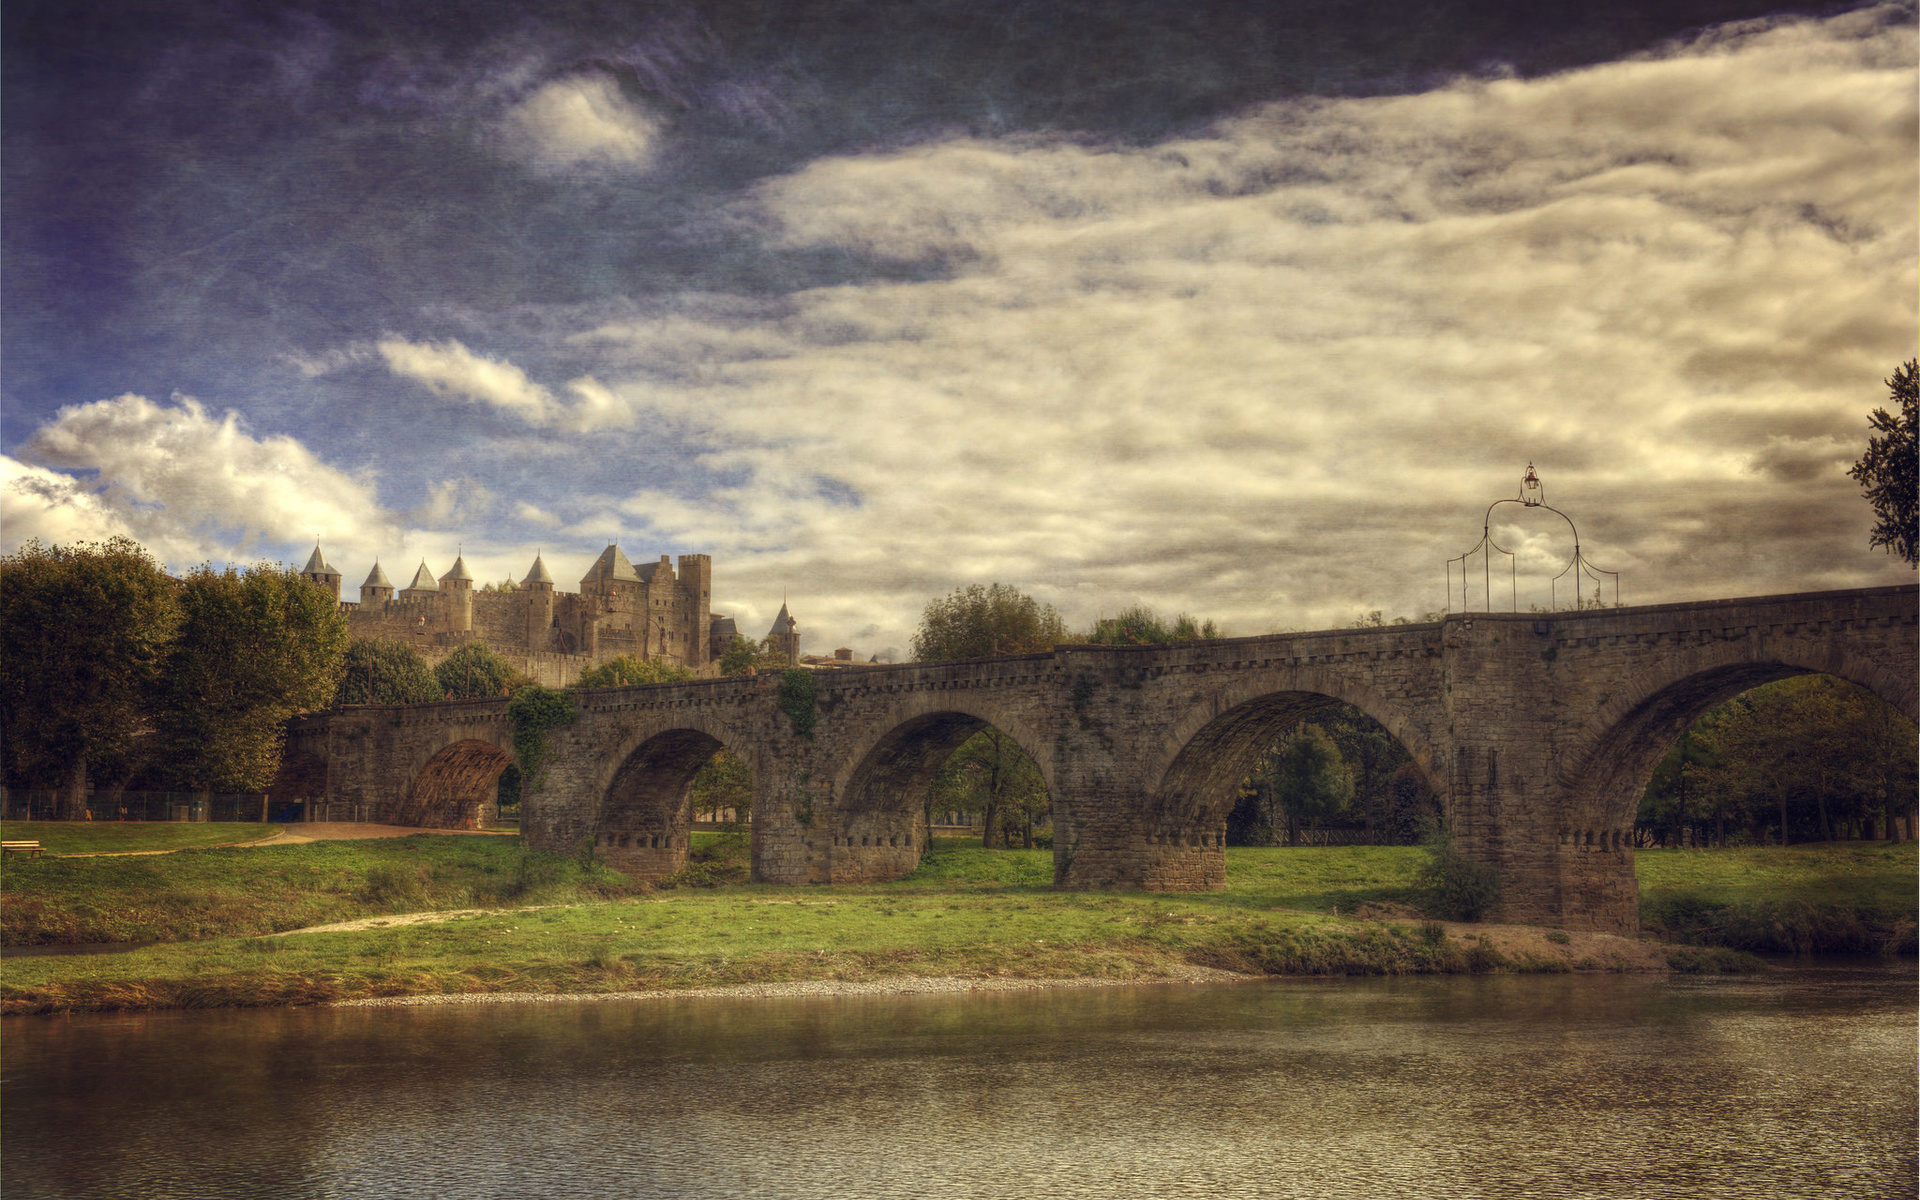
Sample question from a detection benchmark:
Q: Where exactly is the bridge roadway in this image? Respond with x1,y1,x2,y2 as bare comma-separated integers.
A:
290,585,1917,932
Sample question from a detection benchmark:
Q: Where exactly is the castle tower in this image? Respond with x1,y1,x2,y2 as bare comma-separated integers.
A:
400,561,438,599
580,544,641,600
767,602,799,667
521,552,555,650
359,561,394,606
442,552,474,632
301,545,342,601
678,553,712,667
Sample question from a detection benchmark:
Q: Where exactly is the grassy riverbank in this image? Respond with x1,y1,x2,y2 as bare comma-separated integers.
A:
1637,842,1917,954
2,834,631,946
1,834,1808,1015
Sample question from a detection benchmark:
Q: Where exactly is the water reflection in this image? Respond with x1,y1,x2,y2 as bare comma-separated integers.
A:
3,965,1914,1199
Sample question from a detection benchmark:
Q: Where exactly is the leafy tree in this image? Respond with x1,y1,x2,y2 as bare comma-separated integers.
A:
153,562,348,792
1849,359,1918,565
335,637,443,705
912,583,1067,661
574,654,694,689
1084,604,1219,645
1273,724,1353,841
718,634,788,676
1637,674,1918,846
691,750,753,827
1315,704,1410,843
930,728,1050,847
1636,727,1723,845
0,538,180,815
436,642,529,700
480,576,518,593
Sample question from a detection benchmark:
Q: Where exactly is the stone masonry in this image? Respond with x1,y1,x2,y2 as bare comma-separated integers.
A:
299,584,1917,932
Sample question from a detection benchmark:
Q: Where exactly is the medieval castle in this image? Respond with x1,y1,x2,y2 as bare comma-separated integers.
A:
299,544,801,686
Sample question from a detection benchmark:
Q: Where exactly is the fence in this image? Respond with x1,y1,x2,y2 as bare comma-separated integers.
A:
1,789,276,823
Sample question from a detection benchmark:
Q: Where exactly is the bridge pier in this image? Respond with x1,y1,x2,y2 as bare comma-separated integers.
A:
1050,788,1227,891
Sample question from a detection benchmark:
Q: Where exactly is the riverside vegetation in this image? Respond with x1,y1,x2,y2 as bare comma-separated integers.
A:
5,830,1911,1015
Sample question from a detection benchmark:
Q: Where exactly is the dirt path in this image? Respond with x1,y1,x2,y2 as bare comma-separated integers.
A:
333,965,1257,1008
261,822,517,846
51,822,515,858
277,905,561,936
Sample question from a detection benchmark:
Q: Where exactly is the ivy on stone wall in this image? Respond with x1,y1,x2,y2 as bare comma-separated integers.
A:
507,684,577,795
777,668,818,739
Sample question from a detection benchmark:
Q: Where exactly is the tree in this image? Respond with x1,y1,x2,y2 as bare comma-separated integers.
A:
437,642,530,699
1272,724,1353,842
1849,359,1917,565
691,750,753,827
574,654,694,689
718,634,788,676
335,638,443,705
1642,674,1919,846
1084,605,1219,645
1316,704,1410,843
912,583,1067,661
153,562,348,792
0,538,180,816
930,728,1050,847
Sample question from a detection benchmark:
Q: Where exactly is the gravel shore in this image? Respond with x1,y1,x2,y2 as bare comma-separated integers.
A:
332,965,1253,1008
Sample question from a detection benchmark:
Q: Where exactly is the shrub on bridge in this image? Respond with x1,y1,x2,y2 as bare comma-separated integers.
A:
507,685,578,795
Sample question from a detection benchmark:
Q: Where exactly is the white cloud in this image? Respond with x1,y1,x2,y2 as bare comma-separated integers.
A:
378,338,560,424
554,8,1915,650
409,477,495,529
499,74,661,173
1,455,138,548
513,500,564,528
378,337,636,432
7,393,398,570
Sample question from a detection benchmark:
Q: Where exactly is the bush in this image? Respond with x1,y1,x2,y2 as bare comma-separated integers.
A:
1415,828,1501,921
358,864,433,910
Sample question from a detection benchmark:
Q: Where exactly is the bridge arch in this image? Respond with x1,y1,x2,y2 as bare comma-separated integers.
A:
592,713,759,882
1150,666,1443,819
395,738,517,828
1557,634,1919,833
824,694,1055,884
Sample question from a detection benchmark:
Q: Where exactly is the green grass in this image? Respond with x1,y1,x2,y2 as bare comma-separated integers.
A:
1,835,632,946
9,838,1904,1015
1636,841,1917,954
1,821,281,855
0,875,1555,1015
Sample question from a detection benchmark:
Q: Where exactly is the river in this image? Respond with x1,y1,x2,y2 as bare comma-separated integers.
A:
3,963,1913,1199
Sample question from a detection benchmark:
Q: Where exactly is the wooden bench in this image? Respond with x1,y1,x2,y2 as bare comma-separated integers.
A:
1,840,43,858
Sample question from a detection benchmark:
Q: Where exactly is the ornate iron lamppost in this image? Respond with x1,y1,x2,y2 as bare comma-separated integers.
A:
1447,464,1620,613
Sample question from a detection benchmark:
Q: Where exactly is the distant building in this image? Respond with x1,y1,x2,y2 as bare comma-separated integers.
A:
302,543,738,686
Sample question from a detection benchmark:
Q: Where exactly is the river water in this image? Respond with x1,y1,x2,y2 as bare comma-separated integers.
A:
3,964,1913,1200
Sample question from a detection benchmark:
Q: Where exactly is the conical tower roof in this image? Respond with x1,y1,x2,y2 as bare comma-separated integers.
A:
767,602,796,636
303,544,336,575
406,561,438,591
443,553,473,582
361,561,393,589
582,543,641,586
522,553,554,586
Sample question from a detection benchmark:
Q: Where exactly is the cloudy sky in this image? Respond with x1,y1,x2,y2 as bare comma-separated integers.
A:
4,1,1914,657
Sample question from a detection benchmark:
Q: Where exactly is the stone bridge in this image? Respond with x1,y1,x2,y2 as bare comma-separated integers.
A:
296,585,1917,932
